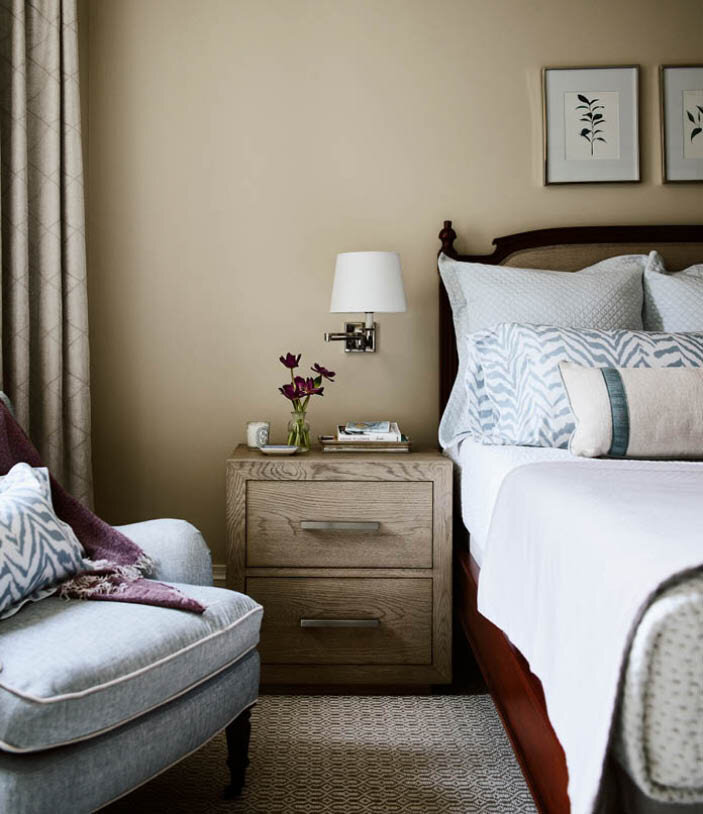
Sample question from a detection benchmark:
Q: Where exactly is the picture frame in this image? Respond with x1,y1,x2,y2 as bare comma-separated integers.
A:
542,65,640,185
660,65,703,183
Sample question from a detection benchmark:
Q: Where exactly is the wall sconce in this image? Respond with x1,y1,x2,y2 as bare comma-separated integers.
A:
324,251,407,353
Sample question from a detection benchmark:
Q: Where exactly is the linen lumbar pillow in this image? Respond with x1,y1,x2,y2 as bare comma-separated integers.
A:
644,250,703,332
438,253,647,449
472,323,703,448
0,463,86,618
560,362,703,459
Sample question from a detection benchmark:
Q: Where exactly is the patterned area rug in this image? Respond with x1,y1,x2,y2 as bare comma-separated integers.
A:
105,695,536,813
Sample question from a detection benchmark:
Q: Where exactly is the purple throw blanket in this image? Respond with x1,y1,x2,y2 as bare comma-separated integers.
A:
0,403,205,614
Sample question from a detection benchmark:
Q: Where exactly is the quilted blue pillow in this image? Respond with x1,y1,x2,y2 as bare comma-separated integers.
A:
644,251,703,332
0,463,86,618
473,324,703,448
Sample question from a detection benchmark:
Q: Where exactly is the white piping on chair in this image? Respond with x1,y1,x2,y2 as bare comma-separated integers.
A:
0,604,262,703
0,644,259,753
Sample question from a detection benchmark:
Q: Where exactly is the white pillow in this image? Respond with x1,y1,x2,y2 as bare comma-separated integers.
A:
0,463,86,618
438,253,647,449
560,362,703,459
644,250,703,332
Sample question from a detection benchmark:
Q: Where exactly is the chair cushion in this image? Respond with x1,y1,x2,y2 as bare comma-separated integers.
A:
0,583,262,752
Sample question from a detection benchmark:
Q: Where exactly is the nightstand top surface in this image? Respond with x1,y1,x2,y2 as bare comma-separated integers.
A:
229,444,449,464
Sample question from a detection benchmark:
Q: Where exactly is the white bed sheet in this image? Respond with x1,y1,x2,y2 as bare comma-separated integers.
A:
445,438,580,566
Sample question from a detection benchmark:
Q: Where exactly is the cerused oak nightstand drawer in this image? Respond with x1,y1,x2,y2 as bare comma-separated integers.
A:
246,480,432,569
226,446,453,685
245,577,432,665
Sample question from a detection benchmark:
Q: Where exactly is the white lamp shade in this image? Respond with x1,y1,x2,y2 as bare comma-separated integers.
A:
329,251,407,313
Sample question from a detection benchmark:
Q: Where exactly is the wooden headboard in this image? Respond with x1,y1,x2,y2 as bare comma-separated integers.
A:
437,220,703,415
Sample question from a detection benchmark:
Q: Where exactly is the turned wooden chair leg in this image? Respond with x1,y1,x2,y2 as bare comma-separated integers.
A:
224,706,253,799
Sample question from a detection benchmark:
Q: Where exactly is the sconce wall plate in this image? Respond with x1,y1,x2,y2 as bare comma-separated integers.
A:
324,321,377,352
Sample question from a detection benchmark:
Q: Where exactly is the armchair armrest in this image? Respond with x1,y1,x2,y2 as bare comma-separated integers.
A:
114,519,213,586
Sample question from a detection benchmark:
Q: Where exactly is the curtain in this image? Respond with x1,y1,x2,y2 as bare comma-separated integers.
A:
0,0,92,505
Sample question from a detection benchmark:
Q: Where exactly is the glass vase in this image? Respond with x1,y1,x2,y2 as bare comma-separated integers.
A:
287,410,311,452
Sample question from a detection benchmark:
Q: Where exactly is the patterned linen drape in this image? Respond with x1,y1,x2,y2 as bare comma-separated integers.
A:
0,0,92,505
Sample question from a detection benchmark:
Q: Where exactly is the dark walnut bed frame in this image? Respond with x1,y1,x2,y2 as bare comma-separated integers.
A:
437,220,703,814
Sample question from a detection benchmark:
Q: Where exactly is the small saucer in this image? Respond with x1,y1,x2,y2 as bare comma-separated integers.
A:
259,445,299,456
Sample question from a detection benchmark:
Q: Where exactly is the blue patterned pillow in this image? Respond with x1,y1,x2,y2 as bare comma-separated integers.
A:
0,463,86,618
439,335,496,448
473,324,703,448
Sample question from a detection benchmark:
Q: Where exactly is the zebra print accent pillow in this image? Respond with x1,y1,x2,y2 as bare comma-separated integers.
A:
0,463,86,618
473,324,703,448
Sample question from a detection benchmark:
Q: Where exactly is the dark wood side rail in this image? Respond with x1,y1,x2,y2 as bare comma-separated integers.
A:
456,548,570,813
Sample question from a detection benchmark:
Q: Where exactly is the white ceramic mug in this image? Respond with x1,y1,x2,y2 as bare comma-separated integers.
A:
247,421,270,448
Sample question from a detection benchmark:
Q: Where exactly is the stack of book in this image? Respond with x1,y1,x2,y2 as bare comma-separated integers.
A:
319,421,411,453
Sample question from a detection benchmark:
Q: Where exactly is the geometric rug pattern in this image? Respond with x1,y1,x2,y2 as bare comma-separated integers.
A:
105,695,536,813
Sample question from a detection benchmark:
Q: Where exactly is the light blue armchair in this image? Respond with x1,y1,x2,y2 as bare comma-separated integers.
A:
0,518,262,813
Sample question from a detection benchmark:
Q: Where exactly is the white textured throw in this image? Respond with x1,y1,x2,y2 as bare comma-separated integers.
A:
477,460,703,814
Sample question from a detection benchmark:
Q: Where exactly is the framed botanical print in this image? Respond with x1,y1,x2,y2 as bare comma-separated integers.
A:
660,65,703,183
543,66,640,184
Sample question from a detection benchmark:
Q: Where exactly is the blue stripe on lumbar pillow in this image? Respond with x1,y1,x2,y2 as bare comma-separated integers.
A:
560,362,703,459
600,368,630,457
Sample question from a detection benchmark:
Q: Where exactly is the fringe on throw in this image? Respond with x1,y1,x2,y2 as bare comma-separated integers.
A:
56,552,156,600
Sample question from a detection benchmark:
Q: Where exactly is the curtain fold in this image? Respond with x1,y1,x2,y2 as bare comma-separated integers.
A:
0,0,92,505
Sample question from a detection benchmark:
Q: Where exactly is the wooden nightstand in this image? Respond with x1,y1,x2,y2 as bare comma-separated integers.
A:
225,445,453,686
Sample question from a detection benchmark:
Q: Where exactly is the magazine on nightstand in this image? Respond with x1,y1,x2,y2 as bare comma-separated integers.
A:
319,421,410,452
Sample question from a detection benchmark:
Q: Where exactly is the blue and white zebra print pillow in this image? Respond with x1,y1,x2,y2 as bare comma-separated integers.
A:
473,324,703,448
0,463,86,618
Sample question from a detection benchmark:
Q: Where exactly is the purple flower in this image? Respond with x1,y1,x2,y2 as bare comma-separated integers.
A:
303,377,324,396
311,363,335,381
293,376,324,396
279,353,301,369
278,353,333,406
278,383,299,401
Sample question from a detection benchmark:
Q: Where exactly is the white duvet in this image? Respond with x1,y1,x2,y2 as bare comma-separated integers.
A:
476,458,703,814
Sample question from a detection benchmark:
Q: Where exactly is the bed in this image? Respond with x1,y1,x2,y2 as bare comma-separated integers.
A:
437,221,703,814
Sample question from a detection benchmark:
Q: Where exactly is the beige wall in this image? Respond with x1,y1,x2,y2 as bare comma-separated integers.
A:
83,0,703,562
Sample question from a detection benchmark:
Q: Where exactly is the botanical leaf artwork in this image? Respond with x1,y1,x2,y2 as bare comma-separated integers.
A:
686,105,703,142
576,94,607,156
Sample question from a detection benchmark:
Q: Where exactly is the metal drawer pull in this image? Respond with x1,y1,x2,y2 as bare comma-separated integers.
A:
300,521,380,531
300,618,381,629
